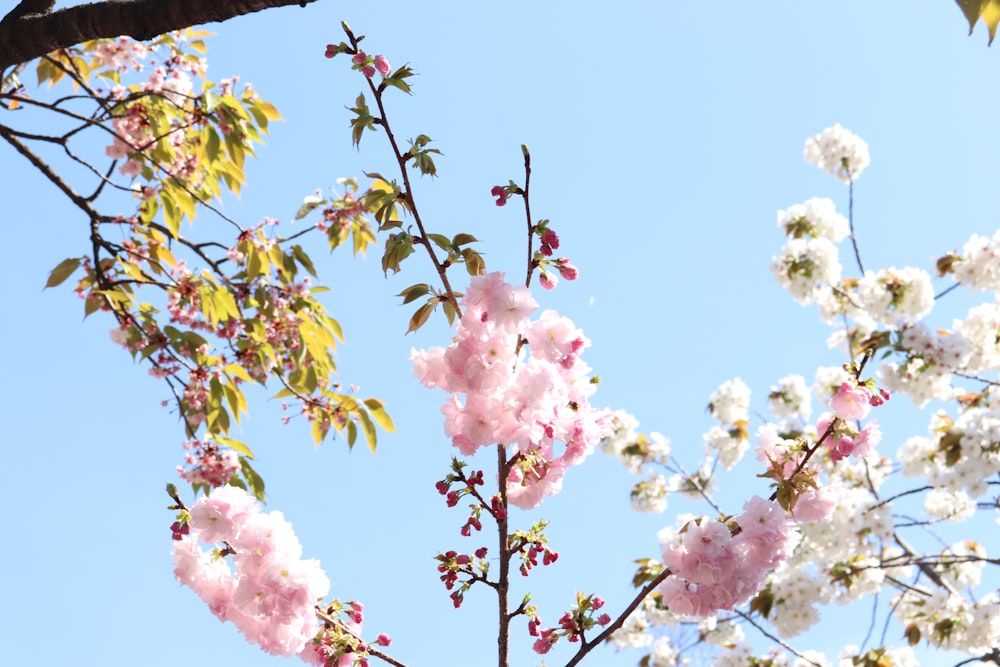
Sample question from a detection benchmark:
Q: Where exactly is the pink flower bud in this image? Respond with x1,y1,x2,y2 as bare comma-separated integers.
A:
324,44,338,58
557,261,579,281
376,634,392,647
352,51,367,65
475,546,488,558
591,596,605,610
533,639,553,655
490,185,509,206
539,271,557,290
374,54,391,76
597,613,611,626
362,65,376,79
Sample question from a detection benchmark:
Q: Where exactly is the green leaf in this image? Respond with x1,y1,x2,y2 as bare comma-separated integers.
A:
452,233,479,247
295,195,325,221
291,245,318,278
204,91,223,112
407,303,433,334
205,126,221,162
239,457,266,502
381,232,415,276
463,248,486,276
45,257,81,289
397,283,430,305
427,233,451,251
207,405,231,434
161,191,181,238
443,299,457,325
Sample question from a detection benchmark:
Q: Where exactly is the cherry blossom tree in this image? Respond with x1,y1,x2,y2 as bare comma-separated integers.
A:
5,7,1000,667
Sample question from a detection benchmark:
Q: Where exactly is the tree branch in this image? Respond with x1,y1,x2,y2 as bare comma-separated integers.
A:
0,0,320,71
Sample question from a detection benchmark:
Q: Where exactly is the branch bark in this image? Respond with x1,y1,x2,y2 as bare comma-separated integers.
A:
0,0,319,70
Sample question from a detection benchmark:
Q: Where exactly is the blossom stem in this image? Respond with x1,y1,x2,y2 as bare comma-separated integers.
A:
847,179,865,274
733,609,825,667
521,145,535,289
348,24,462,317
496,443,511,667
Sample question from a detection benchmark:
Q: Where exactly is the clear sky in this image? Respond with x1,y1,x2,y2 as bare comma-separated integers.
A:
3,2,999,666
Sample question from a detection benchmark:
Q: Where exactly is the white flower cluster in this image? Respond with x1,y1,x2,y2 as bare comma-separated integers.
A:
813,365,851,403
765,565,826,637
777,197,850,243
600,411,671,474
646,637,683,667
898,404,1000,500
708,378,750,424
857,267,934,329
838,645,918,667
715,644,831,667
768,374,813,422
702,425,750,470
608,607,653,649
772,197,853,307
937,540,987,587
630,473,673,513
771,237,843,305
879,324,969,407
954,301,1000,372
894,589,1000,654
804,123,871,183
700,618,745,647
952,230,1000,291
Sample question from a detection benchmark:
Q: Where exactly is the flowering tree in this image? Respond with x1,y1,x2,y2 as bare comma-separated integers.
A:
5,8,1000,667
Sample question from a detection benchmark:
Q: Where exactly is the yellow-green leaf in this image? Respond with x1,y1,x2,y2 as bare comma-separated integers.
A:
215,435,254,459
225,363,255,384
358,410,378,453
363,398,395,432
45,257,81,289
255,100,283,122
957,0,1000,43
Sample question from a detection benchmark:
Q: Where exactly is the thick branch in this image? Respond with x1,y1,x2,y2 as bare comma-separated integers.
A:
0,0,319,71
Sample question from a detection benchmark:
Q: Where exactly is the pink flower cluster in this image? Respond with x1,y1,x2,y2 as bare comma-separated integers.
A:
818,412,882,462
660,496,794,617
823,381,887,461
177,437,241,488
411,272,611,509
531,595,611,654
348,51,390,79
299,601,391,667
172,486,330,658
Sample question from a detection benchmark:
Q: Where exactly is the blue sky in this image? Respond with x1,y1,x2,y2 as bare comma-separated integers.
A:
3,2,1000,666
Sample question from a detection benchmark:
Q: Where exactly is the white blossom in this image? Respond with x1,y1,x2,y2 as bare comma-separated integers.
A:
804,124,871,183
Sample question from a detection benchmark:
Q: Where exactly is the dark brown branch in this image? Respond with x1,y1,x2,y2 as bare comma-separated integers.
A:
0,0,319,71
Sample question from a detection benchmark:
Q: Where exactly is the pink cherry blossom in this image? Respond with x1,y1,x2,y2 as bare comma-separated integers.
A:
830,382,872,421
